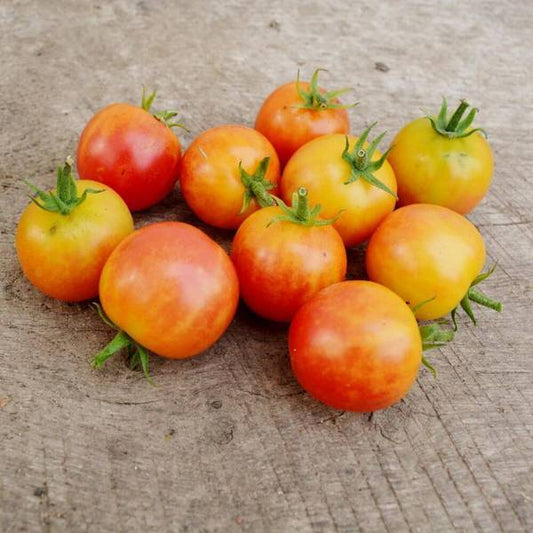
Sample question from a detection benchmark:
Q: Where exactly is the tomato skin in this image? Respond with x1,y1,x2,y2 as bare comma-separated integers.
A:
77,103,181,211
388,118,493,214
99,222,239,359
289,281,422,412
281,134,397,247
180,125,280,229
15,181,133,302
230,206,347,322
255,81,349,167
366,204,486,320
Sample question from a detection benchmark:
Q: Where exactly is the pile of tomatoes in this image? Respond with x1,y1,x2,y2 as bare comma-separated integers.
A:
15,70,502,412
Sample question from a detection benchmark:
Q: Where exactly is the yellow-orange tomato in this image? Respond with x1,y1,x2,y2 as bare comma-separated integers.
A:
255,77,350,167
16,180,133,302
281,133,397,247
231,203,346,322
388,104,493,214
180,125,280,230
99,222,239,359
366,204,486,320
289,281,422,412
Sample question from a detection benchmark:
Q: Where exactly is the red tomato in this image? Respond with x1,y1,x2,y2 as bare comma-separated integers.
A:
77,90,182,211
289,281,422,412
255,69,352,166
230,188,347,321
15,158,133,302
366,204,486,320
281,124,397,247
97,222,239,362
180,125,280,229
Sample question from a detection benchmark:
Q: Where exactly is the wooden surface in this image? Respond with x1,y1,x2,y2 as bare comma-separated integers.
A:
1,1,532,531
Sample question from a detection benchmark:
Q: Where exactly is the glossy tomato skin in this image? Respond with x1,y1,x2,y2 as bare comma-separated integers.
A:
255,81,349,167
289,281,422,412
230,206,347,322
388,118,493,214
366,204,486,320
99,222,239,359
180,125,280,229
16,181,133,302
77,103,181,211
281,134,397,247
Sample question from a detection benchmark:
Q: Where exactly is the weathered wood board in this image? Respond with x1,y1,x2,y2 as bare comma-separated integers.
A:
1,1,532,531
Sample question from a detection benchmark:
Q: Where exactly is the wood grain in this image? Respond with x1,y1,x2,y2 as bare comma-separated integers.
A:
1,1,532,531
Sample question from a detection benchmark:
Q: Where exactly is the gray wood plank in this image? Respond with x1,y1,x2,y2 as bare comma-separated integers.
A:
1,1,532,531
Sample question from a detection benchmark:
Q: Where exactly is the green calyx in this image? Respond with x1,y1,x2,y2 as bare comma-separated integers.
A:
451,264,502,330
239,156,276,214
268,187,341,227
427,98,486,139
295,68,356,111
341,123,397,199
419,321,455,378
25,156,103,215
91,303,154,385
141,87,188,131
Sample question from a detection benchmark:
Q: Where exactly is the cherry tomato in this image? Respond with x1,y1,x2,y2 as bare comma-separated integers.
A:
366,204,487,320
289,281,422,412
15,158,133,302
231,188,346,322
388,99,493,214
180,125,280,229
281,124,397,247
77,90,182,211
255,69,352,167
96,222,239,366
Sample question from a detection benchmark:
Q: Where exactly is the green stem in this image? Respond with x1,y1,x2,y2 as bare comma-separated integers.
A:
446,100,469,131
92,303,154,385
468,289,502,312
295,187,310,220
26,157,103,215
239,157,275,214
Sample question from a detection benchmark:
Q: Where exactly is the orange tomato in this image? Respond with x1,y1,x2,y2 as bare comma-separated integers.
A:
366,204,486,320
16,159,133,302
281,127,397,247
231,189,346,321
289,281,422,412
180,125,280,229
255,69,351,166
99,222,239,360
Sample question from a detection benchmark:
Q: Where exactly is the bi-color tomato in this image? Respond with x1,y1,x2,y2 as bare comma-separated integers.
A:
388,99,493,214
77,90,182,211
289,281,422,412
255,69,352,167
281,124,397,247
230,188,346,322
366,204,501,323
93,222,239,379
180,125,280,229
15,158,133,302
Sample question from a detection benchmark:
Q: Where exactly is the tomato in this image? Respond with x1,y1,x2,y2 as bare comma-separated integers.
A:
180,125,280,229
388,99,493,214
230,188,346,322
366,204,491,321
77,89,182,211
289,281,422,412
15,158,133,302
255,69,352,167
95,222,239,373
281,124,397,247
